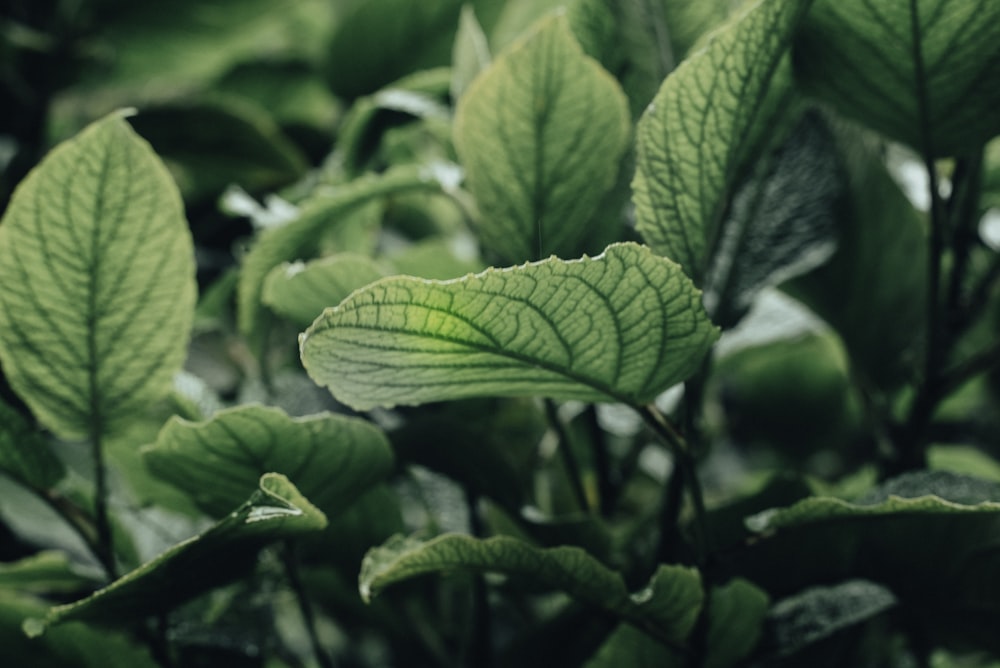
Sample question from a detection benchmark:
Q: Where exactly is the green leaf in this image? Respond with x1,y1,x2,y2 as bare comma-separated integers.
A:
143,404,394,518
633,0,814,282
384,237,486,280
262,254,387,329
703,114,841,327
0,111,197,439
324,0,464,99
705,579,770,668
0,401,65,490
300,242,719,411
0,551,99,595
737,472,1000,652
359,533,703,645
237,164,444,345
794,0,1000,156
453,13,630,262
129,98,309,204
451,5,492,101
24,473,327,635
765,580,897,658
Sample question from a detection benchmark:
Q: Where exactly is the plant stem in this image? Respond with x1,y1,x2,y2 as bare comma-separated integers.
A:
582,406,614,516
89,427,117,580
638,405,711,568
543,399,590,513
281,542,334,668
463,487,494,668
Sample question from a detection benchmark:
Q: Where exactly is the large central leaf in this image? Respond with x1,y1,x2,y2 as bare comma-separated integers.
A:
0,112,196,438
453,13,630,262
299,242,719,411
632,0,814,282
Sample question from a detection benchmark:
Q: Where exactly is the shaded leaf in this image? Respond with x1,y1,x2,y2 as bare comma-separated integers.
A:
764,580,897,658
0,401,65,490
453,14,630,262
0,111,196,439
24,473,326,635
705,578,770,668
237,164,444,345
794,0,1000,155
129,99,308,205
359,532,703,645
144,404,394,518
262,254,387,329
633,0,814,282
300,242,719,411
703,113,841,328
0,551,99,595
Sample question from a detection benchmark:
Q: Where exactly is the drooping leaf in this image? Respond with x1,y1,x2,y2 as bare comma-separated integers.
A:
359,533,703,645
763,580,897,659
300,242,719,411
633,0,814,282
0,551,100,595
128,99,308,205
737,472,1000,652
794,0,1000,156
703,113,841,328
262,254,387,329
451,5,492,101
237,164,444,345
0,401,65,491
453,13,630,262
0,111,197,439
144,404,394,518
24,473,326,635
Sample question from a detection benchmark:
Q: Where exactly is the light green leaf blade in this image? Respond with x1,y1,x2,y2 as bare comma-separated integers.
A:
0,401,65,490
795,0,1000,156
24,473,326,635
262,254,387,329
451,4,492,101
454,13,630,262
0,111,197,439
359,533,703,643
143,404,394,518
633,0,814,282
0,551,100,595
300,242,719,411
237,164,443,345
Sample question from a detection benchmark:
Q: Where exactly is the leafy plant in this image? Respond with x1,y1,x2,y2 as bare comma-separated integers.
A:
2,0,1000,666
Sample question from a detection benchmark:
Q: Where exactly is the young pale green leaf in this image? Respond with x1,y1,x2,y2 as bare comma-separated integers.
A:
143,404,394,519
0,111,197,439
633,0,814,282
795,0,1000,156
262,254,387,329
453,13,630,262
23,473,326,636
0,551,100,595
300,242,719,411
0,401,65,491
237,164,443,345
451,5,492,101
359,533,703,644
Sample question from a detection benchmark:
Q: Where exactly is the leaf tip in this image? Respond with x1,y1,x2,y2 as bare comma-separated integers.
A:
22,617,46,638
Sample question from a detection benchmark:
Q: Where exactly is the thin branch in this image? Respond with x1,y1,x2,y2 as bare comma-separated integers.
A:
543,399,590,513
281,542,334,668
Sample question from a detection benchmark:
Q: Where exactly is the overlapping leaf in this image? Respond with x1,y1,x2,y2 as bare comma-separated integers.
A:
0,112,197,439
794,0,1000,155
359,533,703,645
0,401,65,491
144,404,394,518
300,243,719,411
633,0,814,282
453,13,630,262
24,473,326,635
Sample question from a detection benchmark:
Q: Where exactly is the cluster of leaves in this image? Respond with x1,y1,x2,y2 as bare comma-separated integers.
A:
2,0,1000,666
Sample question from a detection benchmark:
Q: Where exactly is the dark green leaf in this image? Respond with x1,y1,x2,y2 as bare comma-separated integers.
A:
0,401,65,490
24,473,326,635
359,533,703,645
633,0,814,282
705,579,770,668
453,13,630,262
794,0,1000,155
0,111,197,439
144,404,394,518
300,242,719,410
